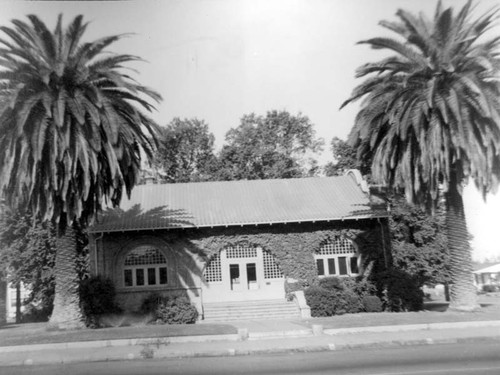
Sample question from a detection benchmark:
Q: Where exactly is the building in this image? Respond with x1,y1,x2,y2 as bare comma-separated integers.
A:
474,263,500,291
88,171,390,320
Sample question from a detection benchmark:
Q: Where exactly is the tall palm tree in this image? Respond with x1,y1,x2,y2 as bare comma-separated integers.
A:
342,1,500,311
0,15,161,328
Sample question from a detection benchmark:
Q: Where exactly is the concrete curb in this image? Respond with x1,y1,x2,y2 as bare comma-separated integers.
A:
0,334,240,354
1,320,500,355
7,335,500,367
323,320,500,335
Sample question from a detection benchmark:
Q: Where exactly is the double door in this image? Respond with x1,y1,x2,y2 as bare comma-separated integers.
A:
229,261,258,291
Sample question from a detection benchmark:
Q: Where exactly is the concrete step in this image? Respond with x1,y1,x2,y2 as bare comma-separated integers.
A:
203,299,300,321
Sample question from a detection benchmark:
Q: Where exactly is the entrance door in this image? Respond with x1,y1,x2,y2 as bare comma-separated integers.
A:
229,262,258,291
202,246,285,303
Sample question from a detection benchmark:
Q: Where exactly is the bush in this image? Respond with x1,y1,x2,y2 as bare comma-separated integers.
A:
318,277,343,291
342,277,377,298
304,284,363,317
362,295,383,312
141,293,198,324
21,302,53,323
304,286,335,317
482,284,500,293
79,276,121,327
376,269,424,312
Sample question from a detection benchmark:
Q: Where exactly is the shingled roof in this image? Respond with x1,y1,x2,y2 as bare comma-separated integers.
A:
89,172,388,233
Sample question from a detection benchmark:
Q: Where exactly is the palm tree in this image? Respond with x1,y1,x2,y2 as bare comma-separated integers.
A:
342,1,500,311
0,15,161,328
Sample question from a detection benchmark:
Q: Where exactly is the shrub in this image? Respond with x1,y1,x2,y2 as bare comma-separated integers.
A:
141,293,198,324
318,277,343,291
342,277,377,298
362,295,383,312
304,286,335,317
482,284,500,293
304,284,363,317
21,302,53,323
332,288,363,315
79,276,121,327
376,269,424,312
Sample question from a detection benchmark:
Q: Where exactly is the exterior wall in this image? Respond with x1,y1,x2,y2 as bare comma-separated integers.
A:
91,219,389,314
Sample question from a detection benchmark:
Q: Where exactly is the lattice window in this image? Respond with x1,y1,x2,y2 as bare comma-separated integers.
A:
263,251,283,279
125,246,166,265
226,245,257,259
317,237,355,255
204,254,222,282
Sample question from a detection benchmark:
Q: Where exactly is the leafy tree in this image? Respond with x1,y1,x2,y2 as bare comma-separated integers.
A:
342,1,500,310
324,137,371,177
155,118,217,183
0,15,161,328
215,110,323,180
326,138,452,290
0,207,88,322
389,195,451,288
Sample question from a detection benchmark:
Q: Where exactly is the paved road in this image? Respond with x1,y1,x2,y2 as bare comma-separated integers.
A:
2,341,500,375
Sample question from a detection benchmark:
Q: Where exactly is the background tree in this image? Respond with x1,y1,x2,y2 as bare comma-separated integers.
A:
0,15,160,328
342,1,500,310
215,110,323,180
324,137,371,177
155,118,217,183
0,207,88,322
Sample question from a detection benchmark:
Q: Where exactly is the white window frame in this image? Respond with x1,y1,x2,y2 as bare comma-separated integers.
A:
315,238,359,277
123,246,168,288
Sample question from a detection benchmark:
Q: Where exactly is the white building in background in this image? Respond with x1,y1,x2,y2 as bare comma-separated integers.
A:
5,282,30,323
474,263,500,291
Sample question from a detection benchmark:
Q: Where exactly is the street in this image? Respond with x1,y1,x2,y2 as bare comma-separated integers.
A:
2,341,500,375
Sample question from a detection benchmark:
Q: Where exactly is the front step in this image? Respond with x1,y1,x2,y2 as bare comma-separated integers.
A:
202,299,300,321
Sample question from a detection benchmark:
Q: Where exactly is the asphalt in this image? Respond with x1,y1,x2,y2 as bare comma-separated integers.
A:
1,318,500,367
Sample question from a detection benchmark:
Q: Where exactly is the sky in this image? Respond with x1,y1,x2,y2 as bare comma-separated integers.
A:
1,0,500,261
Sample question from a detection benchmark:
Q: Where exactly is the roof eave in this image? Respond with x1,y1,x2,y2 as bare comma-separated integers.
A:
88,212,389,234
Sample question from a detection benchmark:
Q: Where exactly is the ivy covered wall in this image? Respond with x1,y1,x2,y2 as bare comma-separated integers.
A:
93,218,390,291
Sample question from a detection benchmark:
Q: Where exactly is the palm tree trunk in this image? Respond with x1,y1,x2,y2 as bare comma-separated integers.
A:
445,174,479,311
48,225,84,330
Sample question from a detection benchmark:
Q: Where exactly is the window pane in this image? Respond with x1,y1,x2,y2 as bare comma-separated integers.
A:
136,269,144,286
159,267,168,284
148,268,156,285
247,263,257,282
316,259,325,276
124,269,133,287
230,264,240,283
327,258,336,275
338,257,348,275
350,257,359,274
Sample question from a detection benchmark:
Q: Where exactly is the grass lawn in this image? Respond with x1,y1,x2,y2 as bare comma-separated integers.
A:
1,294,498,347
0,321,238,347
299,294,500,330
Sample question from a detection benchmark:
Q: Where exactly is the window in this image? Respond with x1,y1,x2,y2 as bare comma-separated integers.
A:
263,250,283,279
123,246,168,287
204,253,222,283
315,238,359,277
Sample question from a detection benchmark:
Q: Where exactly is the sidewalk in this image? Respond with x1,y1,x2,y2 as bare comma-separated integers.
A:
1,299,500,367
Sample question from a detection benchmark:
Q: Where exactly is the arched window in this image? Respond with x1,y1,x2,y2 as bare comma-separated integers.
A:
315,237,359,277
123,245,168,287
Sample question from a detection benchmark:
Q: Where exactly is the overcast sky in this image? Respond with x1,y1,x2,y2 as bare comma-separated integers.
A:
1,0,499,261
